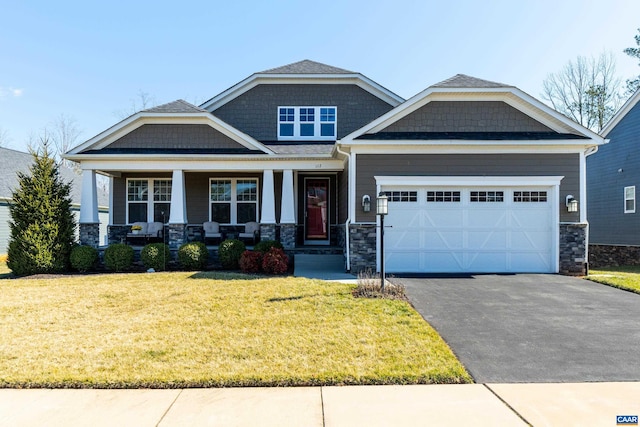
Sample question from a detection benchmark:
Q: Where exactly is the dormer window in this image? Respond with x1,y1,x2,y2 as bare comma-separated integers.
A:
278,106,336,140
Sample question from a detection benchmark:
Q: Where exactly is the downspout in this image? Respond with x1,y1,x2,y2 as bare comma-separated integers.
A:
335,143,351,271
583,143,603,275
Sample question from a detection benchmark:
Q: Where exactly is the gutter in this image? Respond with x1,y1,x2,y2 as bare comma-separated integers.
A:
334,143,351,271
583,143,603,275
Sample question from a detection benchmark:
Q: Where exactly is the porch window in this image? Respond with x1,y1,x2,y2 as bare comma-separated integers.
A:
277,106,336,140
210,178,258,224
126,178,172,223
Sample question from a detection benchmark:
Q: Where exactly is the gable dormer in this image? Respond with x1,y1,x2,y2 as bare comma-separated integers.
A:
201,60,404,143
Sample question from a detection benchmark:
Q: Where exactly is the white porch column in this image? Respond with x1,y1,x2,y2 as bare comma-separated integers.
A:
79,169,99,223
261,169,276,224
280,169,295,224
169,169,187,224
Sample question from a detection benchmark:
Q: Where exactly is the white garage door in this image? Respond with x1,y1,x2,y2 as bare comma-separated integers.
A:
381,185,557,273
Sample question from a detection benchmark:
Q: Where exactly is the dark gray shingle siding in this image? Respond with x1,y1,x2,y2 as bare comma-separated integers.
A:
212,84,395,141
587,101,640,245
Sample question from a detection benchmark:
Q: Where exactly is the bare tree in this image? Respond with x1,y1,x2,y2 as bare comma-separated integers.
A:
48,114,82,168
624,28,640,95
0,126,10,147
114,90,157,119
542,52,623,132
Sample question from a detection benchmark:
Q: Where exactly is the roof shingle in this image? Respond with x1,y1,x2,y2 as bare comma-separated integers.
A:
431,74,511,89
142,99,208,114
260,60,354,75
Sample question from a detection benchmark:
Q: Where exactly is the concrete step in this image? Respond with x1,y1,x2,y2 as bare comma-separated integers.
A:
293,254,355,281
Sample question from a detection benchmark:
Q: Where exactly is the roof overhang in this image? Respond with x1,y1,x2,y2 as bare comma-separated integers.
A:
200,73,405,111
65,111,275,157
601,89,640,137
341,86,606,146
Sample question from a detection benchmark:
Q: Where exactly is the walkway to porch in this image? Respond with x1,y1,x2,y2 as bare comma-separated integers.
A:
293,253,355,281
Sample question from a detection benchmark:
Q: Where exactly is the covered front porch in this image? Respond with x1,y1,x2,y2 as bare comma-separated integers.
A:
78,166,347,252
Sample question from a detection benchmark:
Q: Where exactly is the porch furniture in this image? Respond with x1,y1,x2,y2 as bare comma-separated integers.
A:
126,222,164,244
239,221,260,244
203,221,224,244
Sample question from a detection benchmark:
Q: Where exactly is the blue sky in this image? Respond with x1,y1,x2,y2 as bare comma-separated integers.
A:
1,0,639,151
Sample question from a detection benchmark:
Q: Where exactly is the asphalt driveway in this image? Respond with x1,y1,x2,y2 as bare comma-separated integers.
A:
401,274,640,383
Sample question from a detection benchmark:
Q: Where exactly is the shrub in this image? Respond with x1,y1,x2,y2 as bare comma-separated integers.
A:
218,239,246,270
70,245,98,272
261,247,289,275
253,240,283,254
7,143,76,276
178,241,208,270
141,243,171,271
239,250,263,274
104,243,134,272
352,269,407,300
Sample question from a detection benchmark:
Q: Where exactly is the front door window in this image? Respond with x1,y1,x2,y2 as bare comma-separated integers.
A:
305,179,329,242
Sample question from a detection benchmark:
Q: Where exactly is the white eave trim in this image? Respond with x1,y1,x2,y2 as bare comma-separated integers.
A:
342,86,606,145
200,73,404,111
75,158,344,172
601,89,640,137
66,112,275,156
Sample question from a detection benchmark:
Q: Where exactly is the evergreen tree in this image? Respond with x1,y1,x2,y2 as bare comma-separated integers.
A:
7,140,76,275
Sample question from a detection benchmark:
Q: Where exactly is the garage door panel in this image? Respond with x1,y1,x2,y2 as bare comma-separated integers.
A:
383,185,555,273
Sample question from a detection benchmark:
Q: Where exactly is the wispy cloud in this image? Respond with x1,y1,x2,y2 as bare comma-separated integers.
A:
0,87,24,98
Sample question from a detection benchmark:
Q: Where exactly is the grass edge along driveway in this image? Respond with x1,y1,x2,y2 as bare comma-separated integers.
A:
587,265,640,294
0,271,471,388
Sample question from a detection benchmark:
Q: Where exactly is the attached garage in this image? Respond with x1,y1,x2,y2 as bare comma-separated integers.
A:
377,177,562,274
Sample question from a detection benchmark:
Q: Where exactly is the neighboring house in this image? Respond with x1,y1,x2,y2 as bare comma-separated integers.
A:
0,147,109,254
587,89,640,267
66,60,603,275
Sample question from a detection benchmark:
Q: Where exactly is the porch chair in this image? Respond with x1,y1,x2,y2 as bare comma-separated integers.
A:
203,221,223,244
146,222,164,239
239,221,260,245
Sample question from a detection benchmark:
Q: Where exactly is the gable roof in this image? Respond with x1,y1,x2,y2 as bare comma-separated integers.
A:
66,100,275,158
142,99,208,114
260,59,354,74
432,74,511,89
199,59,404,111
0,147,108,207
601,88,640,137
342,74,605,145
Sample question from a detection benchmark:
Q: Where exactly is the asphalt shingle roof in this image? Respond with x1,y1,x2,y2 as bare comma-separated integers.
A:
142,99,208,114
431,74,512,89
260,60,354,74
262,143,335,155
0,147,108,206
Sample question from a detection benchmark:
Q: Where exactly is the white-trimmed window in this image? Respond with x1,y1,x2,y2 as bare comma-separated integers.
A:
210,178,259,224
427,191,461,202
278,106,336,140
126,178,172,223
382,191,417,202
625,186,636,213
470,191,504,202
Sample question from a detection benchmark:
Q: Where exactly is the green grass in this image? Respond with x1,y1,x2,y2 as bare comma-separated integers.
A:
587,265,640,294
0,271,470,388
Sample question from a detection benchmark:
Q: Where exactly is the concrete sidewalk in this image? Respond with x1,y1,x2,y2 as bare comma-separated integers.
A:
1,382,639,426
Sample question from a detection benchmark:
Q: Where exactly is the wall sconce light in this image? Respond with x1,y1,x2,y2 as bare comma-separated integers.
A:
566,195,579,213
362,195,371,212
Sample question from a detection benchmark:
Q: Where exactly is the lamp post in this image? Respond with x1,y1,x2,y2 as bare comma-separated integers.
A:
377,192,388,292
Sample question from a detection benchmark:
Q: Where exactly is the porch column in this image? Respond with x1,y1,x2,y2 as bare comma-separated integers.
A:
261,169,276,224
169,170,187,224
280,169,296,249
79,169,100,248
168,170,187,249
280,170,295,223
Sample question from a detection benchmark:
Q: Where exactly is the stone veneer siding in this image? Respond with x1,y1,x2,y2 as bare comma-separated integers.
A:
348,223,588,276
79,223,100,248
589,244,640,268
559,223,588,276
280,224,296,249
168,224,187,249
260,224,276,242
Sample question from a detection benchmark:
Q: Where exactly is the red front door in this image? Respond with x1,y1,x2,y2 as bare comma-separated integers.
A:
305,178,329,242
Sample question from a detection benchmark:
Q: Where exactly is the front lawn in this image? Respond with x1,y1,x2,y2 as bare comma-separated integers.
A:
0,271,470,388
587,266,640,294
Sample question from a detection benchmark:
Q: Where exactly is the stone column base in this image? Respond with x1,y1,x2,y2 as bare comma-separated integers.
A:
260,224,276,241
559,223,588,275
168,224,187,249
348,223,377,274
280,224,296,249
79,223,100,248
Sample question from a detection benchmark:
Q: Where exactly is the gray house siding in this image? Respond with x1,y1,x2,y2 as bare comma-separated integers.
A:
587,100,640,245
381,101,555,133
0,202,10,254
212,84,395,141
102,124,250,152
338,167,348,224
355,153,580,223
